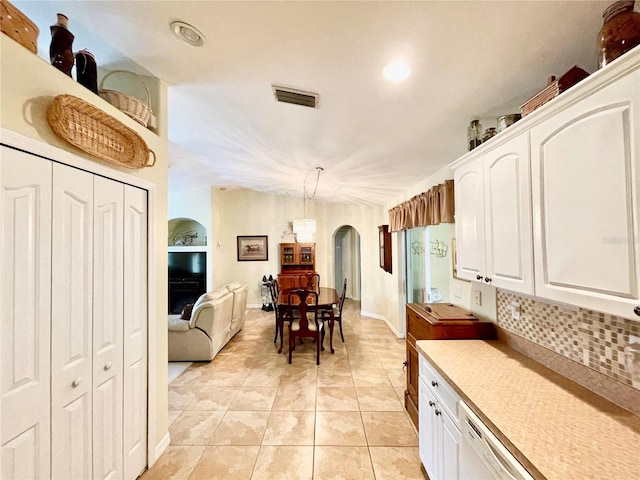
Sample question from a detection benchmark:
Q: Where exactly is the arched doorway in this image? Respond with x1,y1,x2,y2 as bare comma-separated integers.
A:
333,225,361,301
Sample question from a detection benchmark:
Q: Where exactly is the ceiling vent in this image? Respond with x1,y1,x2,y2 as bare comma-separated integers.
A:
272,85,319,108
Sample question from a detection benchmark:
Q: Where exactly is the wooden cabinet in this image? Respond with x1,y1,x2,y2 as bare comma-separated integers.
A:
418,353,462,480
379,225,392,273
530,67,640,320
278,242,316,290
405,303,494,429
453,132,534,295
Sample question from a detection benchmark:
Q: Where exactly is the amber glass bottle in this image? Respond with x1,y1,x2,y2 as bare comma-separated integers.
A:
598,1,640,68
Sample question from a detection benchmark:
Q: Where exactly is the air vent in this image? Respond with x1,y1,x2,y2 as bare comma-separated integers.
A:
272,85,319,108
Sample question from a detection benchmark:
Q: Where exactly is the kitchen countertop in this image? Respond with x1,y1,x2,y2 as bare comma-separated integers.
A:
416,339,640,480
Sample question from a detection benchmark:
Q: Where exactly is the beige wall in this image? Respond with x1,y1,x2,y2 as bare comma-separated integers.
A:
1,37,169,455
208,188,398,325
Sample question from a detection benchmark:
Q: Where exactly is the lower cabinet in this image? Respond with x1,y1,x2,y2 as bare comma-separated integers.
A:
418,355,462,480
1,145,149,479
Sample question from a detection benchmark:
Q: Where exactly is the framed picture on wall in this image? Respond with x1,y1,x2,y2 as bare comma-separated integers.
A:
237,235,269,261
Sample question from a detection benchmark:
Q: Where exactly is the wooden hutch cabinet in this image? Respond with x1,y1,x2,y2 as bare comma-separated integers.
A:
277,243,316,290
405,303,495,429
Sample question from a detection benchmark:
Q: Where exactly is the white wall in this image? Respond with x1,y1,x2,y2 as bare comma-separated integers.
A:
1,36,170,459
168,187,213,289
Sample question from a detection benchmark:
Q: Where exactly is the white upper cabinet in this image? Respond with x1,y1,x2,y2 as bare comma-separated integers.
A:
451,48,640,320
453,133,534,295
530,67,640,320
453,153,486,283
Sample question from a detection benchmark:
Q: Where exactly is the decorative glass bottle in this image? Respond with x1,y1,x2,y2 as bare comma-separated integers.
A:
50,13,74,76
597,0,640,68
467,119,482,151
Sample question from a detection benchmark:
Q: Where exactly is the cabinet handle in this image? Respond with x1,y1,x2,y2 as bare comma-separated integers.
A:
476,274,483,280
71,377,82,388
428,401,435,407
484,277,492,283
634,306,640,317
431,381,438,387
435,409,441,416
104,362,112,371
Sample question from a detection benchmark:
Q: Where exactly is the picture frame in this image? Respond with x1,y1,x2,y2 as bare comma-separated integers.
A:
237,235,269,261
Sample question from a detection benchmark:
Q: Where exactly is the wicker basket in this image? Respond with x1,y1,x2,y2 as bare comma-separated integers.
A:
99,70,153,127
47,94,156,170
0,0,38,53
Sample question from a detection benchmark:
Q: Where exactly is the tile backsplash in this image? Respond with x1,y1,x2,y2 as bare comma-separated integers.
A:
497,291,640,390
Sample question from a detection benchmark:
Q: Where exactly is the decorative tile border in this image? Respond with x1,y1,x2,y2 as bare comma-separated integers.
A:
497,291,640,390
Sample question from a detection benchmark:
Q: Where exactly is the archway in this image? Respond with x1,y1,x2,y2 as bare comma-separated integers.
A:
333,225,361,301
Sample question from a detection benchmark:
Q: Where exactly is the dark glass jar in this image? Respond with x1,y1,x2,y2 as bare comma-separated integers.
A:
50,13,74,76
598,0,640,68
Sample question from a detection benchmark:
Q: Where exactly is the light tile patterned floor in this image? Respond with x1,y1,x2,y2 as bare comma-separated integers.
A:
142,300,426,480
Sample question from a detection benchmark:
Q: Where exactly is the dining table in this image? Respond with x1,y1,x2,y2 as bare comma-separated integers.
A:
276,286,339,355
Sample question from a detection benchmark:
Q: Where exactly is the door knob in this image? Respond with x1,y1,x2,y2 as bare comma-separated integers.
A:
104,362,112,371
435,409,441,416
428,401,435,407
71,377,82,388
431,381,438,387
634,306,640,317
476,275,482,280
484,277,492,283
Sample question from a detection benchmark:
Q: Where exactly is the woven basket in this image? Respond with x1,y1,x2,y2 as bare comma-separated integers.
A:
47,94,156,170
0,0,38,53
99,70,153,127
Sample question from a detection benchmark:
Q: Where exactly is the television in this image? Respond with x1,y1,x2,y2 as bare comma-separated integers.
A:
168,252,207,313
168,251,206,279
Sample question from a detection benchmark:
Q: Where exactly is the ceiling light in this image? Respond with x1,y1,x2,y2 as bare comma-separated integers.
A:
170,21,205,47
383,60,411,81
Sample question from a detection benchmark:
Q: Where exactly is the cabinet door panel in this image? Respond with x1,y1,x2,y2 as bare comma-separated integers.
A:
51,163,94,479
418,378,439,480
123,185,148,479
484,134,533,294
441,410,461,480
531,70,640,318
93,176,124,480
0,148,52,479
454,157,485,281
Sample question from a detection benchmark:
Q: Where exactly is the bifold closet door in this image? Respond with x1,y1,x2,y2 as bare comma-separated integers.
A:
93,176,125,480
51,163,94,479
0,148,52,479
123,185,148,479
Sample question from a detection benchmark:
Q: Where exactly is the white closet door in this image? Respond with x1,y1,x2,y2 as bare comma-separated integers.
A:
0,147,52,479
123,185,148,479
93,177,124,480
51,163,94,480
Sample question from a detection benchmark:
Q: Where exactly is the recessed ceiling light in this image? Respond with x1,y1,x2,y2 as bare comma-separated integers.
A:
383,60,411,81
170,21,205,47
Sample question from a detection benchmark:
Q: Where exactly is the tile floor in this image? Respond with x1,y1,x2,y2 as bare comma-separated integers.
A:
142,300,426,480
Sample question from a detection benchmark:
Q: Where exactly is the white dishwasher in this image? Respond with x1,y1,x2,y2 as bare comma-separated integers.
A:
458,401,534,480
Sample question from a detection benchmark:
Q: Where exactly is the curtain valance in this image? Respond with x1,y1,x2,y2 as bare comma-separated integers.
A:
388,180,454,232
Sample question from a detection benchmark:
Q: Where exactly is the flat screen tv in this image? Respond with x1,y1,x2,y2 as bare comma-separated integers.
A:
168,251,206,279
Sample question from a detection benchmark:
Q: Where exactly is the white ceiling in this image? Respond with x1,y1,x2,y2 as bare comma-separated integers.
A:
17,1,611,206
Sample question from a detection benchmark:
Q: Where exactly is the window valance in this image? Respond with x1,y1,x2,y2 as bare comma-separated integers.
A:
388,180,454,232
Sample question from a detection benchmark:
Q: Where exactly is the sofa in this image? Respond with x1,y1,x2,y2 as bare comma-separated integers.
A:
168,283,248,361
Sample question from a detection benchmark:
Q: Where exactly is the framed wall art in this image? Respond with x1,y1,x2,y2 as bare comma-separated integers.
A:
237,235,269,261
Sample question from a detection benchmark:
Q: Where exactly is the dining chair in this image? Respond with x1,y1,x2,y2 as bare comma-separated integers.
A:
287,289,323,365
298,272,320,291
321,278,347,344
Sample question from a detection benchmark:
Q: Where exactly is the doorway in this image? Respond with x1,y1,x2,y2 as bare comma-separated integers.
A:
333,225,361,300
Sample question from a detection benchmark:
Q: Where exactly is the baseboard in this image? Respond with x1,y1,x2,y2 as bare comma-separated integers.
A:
360,311,404,338
150,432,170,466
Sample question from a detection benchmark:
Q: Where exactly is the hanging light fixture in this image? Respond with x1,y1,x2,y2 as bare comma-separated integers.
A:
293,167,323,242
